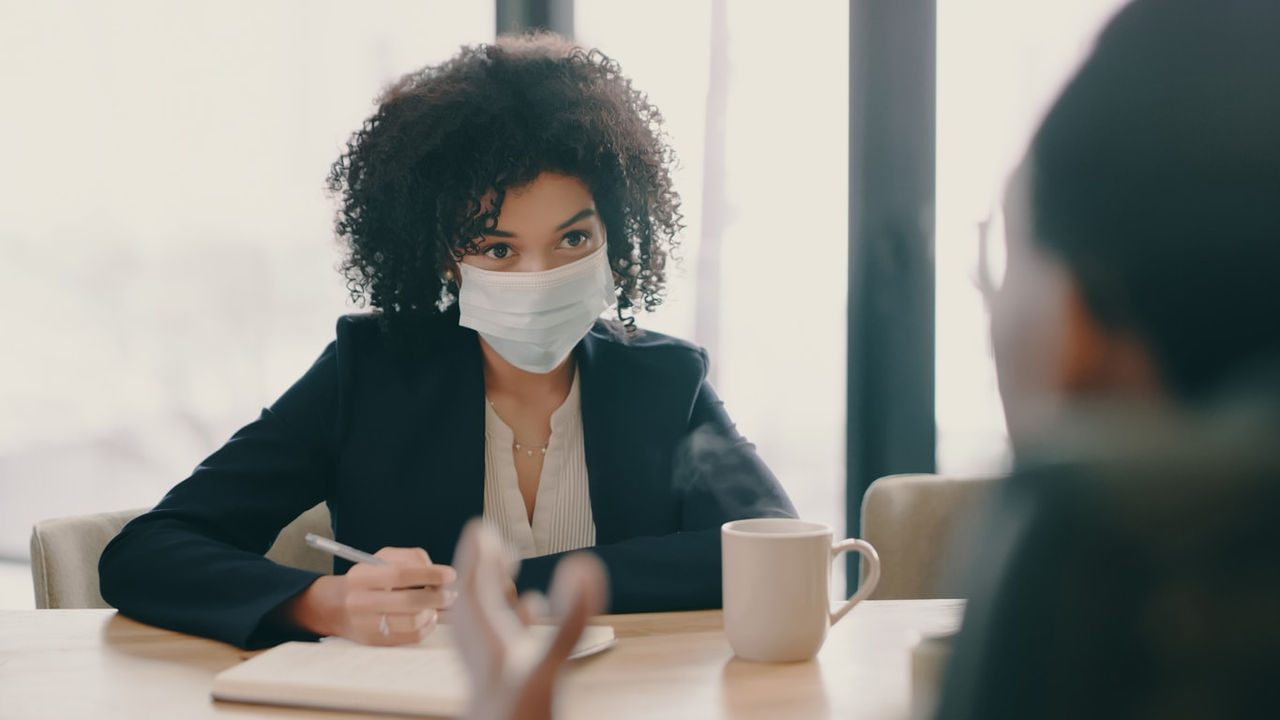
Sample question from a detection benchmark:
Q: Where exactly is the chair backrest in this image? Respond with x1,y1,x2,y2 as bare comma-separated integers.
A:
859,473,1000,599
29,503,333,609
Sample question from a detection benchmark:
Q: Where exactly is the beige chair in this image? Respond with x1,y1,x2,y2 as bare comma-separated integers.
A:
29,502,333,609
859,473,1001,599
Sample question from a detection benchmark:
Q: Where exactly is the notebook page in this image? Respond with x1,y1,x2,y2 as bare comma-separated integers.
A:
212,641,469,716
212,624,615,717
322,623,617,658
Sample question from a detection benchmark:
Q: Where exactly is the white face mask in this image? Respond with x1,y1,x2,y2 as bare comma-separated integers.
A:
457,244,616,374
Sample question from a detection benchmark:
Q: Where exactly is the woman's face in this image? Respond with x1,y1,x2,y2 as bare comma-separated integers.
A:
463,172,606,273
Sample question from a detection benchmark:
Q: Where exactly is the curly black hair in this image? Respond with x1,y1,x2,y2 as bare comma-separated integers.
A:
327,32,683,347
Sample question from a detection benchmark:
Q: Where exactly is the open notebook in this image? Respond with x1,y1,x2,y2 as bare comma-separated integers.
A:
212,623,616,717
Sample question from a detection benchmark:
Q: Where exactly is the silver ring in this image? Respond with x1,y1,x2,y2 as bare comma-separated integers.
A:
379,614,390,637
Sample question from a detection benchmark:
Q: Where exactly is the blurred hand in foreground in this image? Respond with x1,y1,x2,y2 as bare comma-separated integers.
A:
452,519,608,720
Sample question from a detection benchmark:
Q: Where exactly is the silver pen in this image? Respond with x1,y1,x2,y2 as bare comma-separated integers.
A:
304,533,387,566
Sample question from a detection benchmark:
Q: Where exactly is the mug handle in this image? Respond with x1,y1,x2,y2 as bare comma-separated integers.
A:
829,538,881,626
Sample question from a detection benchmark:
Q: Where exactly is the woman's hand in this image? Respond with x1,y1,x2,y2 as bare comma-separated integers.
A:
452,519,608,720
284,547,457,645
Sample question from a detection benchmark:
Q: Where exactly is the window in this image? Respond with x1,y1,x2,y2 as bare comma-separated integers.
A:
0,1,492,563
935,0,1131,476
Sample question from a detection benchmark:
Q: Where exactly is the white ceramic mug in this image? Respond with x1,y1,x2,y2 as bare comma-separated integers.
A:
722,518,881,662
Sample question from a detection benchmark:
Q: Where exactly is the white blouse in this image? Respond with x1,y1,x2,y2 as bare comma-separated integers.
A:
481,371,596,559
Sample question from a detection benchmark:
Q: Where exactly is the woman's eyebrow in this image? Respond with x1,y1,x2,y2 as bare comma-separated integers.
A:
555,208,596,231
483,209,595,238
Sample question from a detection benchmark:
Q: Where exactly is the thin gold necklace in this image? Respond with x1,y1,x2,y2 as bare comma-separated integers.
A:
486,398,549,457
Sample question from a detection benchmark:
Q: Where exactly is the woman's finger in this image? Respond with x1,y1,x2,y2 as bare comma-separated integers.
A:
414,607,439,631
374,546,433,566
394,564,457,589
346,586,456,613
375,608,438,633
356,610,437,646
347,562,457,590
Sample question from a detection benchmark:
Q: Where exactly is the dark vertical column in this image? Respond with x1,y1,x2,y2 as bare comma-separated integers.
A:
497,0,574,37
846,0,937,579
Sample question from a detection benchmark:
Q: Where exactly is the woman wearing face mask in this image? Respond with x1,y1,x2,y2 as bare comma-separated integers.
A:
98,32,796,651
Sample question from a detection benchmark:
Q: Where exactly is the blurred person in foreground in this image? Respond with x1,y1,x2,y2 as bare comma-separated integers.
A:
451,0,1280,717
938,0,1280,715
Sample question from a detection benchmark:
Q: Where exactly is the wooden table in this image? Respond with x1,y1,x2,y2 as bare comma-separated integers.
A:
0,600,962,719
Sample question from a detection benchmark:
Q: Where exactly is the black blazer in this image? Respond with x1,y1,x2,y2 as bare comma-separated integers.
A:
99,314,795,649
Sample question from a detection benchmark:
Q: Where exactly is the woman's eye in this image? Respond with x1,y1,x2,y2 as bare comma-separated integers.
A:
482,244,511,260
561,230,590,248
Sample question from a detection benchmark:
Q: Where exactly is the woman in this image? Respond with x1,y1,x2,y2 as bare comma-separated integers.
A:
98,32,795,650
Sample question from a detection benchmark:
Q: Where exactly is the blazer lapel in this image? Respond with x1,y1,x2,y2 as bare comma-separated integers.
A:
409,325,487,565
576,330,624,543
577,326,685,544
